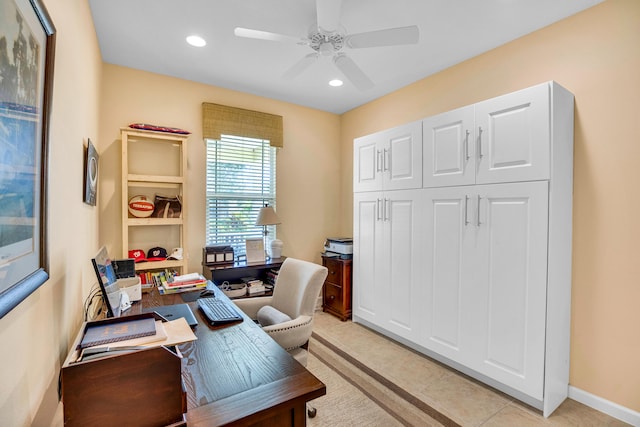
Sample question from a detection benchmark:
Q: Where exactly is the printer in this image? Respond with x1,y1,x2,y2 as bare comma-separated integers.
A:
323,237,353,259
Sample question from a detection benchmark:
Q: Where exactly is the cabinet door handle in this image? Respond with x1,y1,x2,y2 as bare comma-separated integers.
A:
477,195,482,227
384,198,390,221
464,195,470,226
464,130,470,161
376,198,382,221
383,148,390,172
477,126,484,159
376,150,383,172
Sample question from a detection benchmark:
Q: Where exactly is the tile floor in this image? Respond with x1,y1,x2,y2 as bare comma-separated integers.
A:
311,311,631,427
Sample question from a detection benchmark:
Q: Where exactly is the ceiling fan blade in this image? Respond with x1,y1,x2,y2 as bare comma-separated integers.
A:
316,0,342,33
283,53,319,80
345,25,419,49
234,27,307,45
334,54,374,91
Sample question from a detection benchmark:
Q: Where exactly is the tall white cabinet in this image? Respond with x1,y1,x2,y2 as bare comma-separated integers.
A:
353,82,574,416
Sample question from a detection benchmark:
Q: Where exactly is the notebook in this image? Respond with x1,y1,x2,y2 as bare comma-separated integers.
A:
80,317,157,349
142,303,198,328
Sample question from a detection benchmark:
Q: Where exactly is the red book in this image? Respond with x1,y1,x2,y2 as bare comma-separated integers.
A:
166,278,207,288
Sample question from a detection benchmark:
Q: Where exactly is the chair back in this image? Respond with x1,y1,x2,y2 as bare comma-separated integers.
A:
271,258,328,319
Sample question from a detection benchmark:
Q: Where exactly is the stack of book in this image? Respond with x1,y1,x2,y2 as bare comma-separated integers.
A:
264,267,280,290
242,277,266,296
158,272,207,295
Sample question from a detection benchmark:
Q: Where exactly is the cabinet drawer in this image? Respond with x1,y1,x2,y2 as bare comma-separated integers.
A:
324,258,344,285
324,283,343,312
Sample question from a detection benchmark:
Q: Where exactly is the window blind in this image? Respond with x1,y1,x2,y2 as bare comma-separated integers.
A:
202,102,283,148
205,135,276,257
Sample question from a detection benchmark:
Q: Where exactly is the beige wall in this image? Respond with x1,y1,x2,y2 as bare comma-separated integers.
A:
0,0,103,425
98,65,342,271
340,0,640,412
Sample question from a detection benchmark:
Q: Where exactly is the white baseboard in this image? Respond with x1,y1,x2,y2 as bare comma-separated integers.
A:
569,386,640,426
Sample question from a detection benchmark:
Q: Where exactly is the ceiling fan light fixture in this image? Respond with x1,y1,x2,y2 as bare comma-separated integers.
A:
329,79,343,87
186,35,206,47
319,42,334,56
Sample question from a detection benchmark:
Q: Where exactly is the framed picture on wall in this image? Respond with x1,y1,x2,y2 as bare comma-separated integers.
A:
83,139,98,206
0,0,56,318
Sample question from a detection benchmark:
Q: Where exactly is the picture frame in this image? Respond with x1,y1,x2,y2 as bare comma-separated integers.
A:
245,238,265,263
0,0,56,318
83,139,98,206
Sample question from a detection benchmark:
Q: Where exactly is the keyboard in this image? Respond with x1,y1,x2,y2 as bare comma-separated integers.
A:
197,298,243,325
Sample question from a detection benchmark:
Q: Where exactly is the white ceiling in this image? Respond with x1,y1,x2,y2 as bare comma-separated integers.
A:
88,0,603,114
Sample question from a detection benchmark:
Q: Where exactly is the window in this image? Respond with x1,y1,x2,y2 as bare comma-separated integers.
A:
205,134,276,257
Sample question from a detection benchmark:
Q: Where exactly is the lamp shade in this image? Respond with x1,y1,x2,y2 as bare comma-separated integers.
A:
255,206,281,226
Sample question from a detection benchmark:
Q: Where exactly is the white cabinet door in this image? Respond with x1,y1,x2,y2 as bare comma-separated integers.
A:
353,192,384,325
354,121,422,192
421,186,475,365
475,83,550,184
382,190,425,342
354,134,383,192
471,181,549,399
423,105,475,188
423,181,549,399
383,121,423,191
353,190,424,340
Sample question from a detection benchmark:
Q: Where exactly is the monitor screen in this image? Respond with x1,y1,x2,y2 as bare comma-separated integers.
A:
91,246,122,317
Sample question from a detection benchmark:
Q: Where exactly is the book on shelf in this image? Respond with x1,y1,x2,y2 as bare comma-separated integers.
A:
248,285,266,296
136,269,179,289
80,317,158,349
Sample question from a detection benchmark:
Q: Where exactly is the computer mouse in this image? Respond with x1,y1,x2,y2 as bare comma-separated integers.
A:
200,289,216,298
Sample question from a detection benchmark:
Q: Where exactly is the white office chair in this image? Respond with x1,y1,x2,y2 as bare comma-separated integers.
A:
233,257,328,417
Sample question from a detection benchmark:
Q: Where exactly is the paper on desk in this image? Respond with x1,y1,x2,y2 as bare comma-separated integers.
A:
157,317,197,346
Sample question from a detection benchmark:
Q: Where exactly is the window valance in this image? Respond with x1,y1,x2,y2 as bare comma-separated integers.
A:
202,102,283,148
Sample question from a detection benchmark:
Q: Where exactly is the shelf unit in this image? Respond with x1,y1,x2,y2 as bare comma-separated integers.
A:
121,128,188,274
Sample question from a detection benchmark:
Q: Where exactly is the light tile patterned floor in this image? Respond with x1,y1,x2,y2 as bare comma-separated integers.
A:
311,311,631,427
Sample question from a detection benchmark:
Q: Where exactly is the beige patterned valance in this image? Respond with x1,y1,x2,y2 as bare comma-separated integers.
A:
202,102,283,148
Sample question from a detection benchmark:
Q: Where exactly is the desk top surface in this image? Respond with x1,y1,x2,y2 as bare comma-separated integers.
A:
136,284,325,425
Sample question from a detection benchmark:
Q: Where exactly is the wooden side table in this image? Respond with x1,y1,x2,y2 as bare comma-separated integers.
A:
321,255,352,321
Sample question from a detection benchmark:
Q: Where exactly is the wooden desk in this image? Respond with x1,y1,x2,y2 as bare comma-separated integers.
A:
139,285,325,426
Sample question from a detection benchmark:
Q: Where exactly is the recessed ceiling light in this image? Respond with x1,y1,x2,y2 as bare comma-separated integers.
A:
329,79,343,87
186,35,206,47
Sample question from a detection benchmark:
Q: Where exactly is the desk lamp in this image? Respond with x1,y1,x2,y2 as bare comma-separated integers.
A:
255,204,282,259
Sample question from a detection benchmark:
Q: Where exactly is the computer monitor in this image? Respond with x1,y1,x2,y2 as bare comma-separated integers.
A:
91,246,123,317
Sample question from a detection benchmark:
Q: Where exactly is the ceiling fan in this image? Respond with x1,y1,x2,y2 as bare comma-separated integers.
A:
234,0,419,91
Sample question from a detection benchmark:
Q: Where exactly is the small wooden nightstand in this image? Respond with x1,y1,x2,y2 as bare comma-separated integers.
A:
321,255,352,321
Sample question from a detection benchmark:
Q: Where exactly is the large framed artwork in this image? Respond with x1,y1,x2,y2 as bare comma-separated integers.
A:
0,0,56,318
